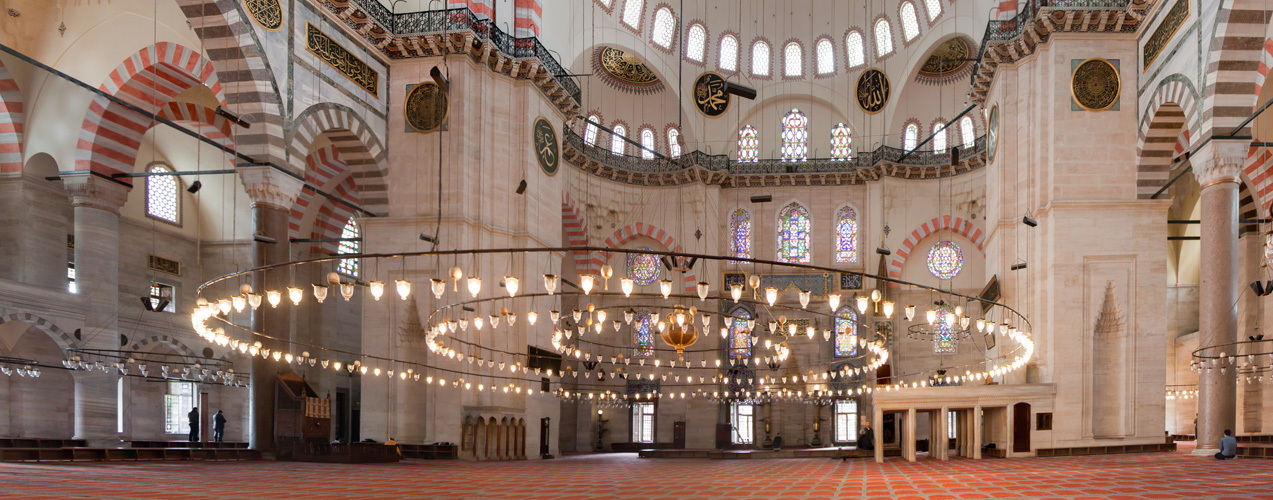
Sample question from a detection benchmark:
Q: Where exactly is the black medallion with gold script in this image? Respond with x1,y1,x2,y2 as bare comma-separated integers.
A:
693,72,730,118
1142,0,1188,71
533,117,559,176
1071,58,1120,112
306,22,379,97
856,68,890,114
244,0,283,31
404,82,448,133
987,104,1000,164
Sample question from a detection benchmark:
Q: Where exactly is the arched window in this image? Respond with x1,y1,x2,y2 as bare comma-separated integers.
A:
815,38,834,75
738,125,759,162
784,42,802,77
686,24,707,61
903,123,919,151
337,218,360,276
780,109,808,162
611,124,627,155
874,19,894,57
835,206,858,263
146,164,179,224
777,202,811,263
627,248,660,285
900,2,920,42
933,305,957,354
640,128,656,159
830,123,852,160
834,307,858,357
667,128,682,158
927,240,964,280
751,40,770,76
584,115,601,146
634,310,655,357
960,116,976,148
719,34,739,71
933,122,946,154
729,309,752,358
729,208,751,261
924,0,942,21
622,0,644,29
651,7,675,48
845,32,865,68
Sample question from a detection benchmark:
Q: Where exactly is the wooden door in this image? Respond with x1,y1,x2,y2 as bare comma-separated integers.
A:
1012,403,1031,453
673,421,686,448
539,418,551,458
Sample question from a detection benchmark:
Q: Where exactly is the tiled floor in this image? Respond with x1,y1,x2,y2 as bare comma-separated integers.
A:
1,444,1270,499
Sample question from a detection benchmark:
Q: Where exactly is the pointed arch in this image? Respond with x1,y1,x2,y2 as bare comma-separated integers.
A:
887,215,988,278
1135,76,1200,200
156,102,233,146
0,312,75,350
290,104,388,215
0,57,24,174
834,205,859,263
776,201,811,263
289,145,361,256
600,223,697,292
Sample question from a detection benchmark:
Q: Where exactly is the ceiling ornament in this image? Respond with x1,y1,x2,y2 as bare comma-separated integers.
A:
915,37,975,85
1071,58,1120,112
593,47,664,95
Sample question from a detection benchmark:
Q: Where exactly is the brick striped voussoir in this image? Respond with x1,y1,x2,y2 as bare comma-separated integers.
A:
887,216,988,279
0,312,75,349
561,191,596,278
0,57,24,173
1200,2,1273,140
290,145,361,255
290,104,387,216
1136,76,1200,199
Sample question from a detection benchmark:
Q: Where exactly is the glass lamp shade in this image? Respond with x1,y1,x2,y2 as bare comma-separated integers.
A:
748,274,761,289
600,264,614,289
312,284,328,303
231,295,246,312
284,353,294,364
572,309,583,322
659,280,673,299
271,351,281,361
549,310,561,323
459,318,469,331
543,274,559,295
580,275,595,295
798,290,811,309
768,321,779,333
764,287,778,306
395,280,412,300
787,324,797,336
955,305,963,317
720,327,728,339
657,321,667,333
431,279,446,299
926,309,937,325
612,320,621,331
882,301,895,318
217,299,232,315
368,281,385,301
944,312,957,326
904,305,916,321
701,314,711,329
504,276,519,297
729,283,743,303
617,277,634,298
828,293,841,311
596,309,608,324
624,309,635,324
339,283,355,301
473,317,484,330
287,287,304,305
527,311,538,325
960,316,971,329
466,277,481,297
697,282,710,301
976,318,986,332
856,295,869,314
806,326,815,339
823,329,831,341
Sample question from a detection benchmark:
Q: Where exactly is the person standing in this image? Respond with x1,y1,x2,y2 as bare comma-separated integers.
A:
213,410,227,443
858,421,875,451
1215,429,1237,460
187,407,200,443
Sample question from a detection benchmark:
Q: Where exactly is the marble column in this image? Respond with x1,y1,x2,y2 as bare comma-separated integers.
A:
973,405,982,459
905,407,916,462
239,167,304,453
938,407,949,460
64,175,130,446
873,406,883,464
1193,141,1246,455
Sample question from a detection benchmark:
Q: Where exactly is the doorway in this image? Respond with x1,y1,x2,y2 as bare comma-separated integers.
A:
539,417,551,458
1012,402,1031,453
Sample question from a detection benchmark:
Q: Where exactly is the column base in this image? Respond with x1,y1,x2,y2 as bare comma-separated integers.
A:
1190,447,1220,457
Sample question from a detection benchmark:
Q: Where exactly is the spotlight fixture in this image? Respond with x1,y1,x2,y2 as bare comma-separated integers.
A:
516,179,527,194
253,234,277,244
724,82,757,100
1022,215,1038,227
749,194,773,203
876,247,892,256
418,233,438,244
214,106,251,128
1010,262,1028,271
186,180,202,194
1249,334,1265,341
140,296,169,312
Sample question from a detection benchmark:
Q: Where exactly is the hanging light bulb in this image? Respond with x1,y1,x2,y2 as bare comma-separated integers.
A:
823,329,831,341
247,293,263,309
580,275,595,295
955,305,963,317
543,274,559,294
856,295,868,314
730,283,744,303
572,309,583,322
657,321,667,333
659,279,673,299
806,326,815,339
339,283,355,301
474,317,484,330
882,301,895,319
395,280,412,300
527,311,538,325
503,276,519,297
430,278,446,299
460,276,478,298
624,309,635,324
549,310,561,323
944,312,957,326
369,281,385,301
926,309,937,325
696,282,710,301
287,287,304,305
595,309,608,324
827,293,841,312
216,298,231,315
765,287,778,306
701,313,711,329
459,318,469,331
798,290,811,309
904,305,916,321
231,295,247,312
787,323,797,336
312,284,328,304
720,327,729,339
960,316,971,329
976,318,986,332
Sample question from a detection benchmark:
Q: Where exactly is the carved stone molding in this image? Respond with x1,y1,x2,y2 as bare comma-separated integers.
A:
63,175,130,215
239,166,305,211
1194,140,1246,188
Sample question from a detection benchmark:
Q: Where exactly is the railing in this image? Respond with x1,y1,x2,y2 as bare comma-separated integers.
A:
971,0,1132,84
343,0,580,105
563,126,988,178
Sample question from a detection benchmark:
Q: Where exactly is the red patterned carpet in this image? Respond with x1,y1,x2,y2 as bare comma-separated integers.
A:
1,444,1271,500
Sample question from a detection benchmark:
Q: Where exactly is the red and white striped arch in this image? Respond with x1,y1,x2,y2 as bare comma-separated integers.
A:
0,57,24,174
289,145,360,256
76,43,224,184
887,215,987,279
562,191,595,276
600,223,697,293
156,102,232,146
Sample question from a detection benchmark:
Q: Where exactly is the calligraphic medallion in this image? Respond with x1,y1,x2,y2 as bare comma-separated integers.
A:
306,22,380,97
987,104,999,164
1071,58,1120,112
599,47,659,84
244,0,283,31
404,82,448,133
856,68,891,114
693,72,730,118
533,117,559,176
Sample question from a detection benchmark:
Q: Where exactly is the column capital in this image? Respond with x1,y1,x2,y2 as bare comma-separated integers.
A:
1194,140,1247,188
239,166,304,211
63,175,130,215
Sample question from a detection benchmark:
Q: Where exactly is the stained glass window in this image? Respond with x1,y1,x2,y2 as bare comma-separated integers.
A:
640,128,656,159
146,165,179,224
960,116,975,148
622,0,644,29
900,2,920,41
845,32,865,68
875,19,894,57
927,240,964,280
933,122,947,154
781,109,808,162
924,0,942,21
816,38,834,75
634,310,654,357
611,124,627,155
835,206,858,263
719,34,739,71
651,7,675,48
933,305,957,354
729,309,752,358
584,115,600,146
730,208,751,262
777,202,811,263
830,123,852,160
784,42,802,77
686,24,706,61
668,128,682,158
627,247,660,285
834,307,858,357
337,218,360,276
738,125,759,162
751,40,770,76
903,123,919,151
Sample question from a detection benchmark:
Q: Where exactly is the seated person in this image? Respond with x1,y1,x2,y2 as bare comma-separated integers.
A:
858,423,875,451
1215,430,1237,460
